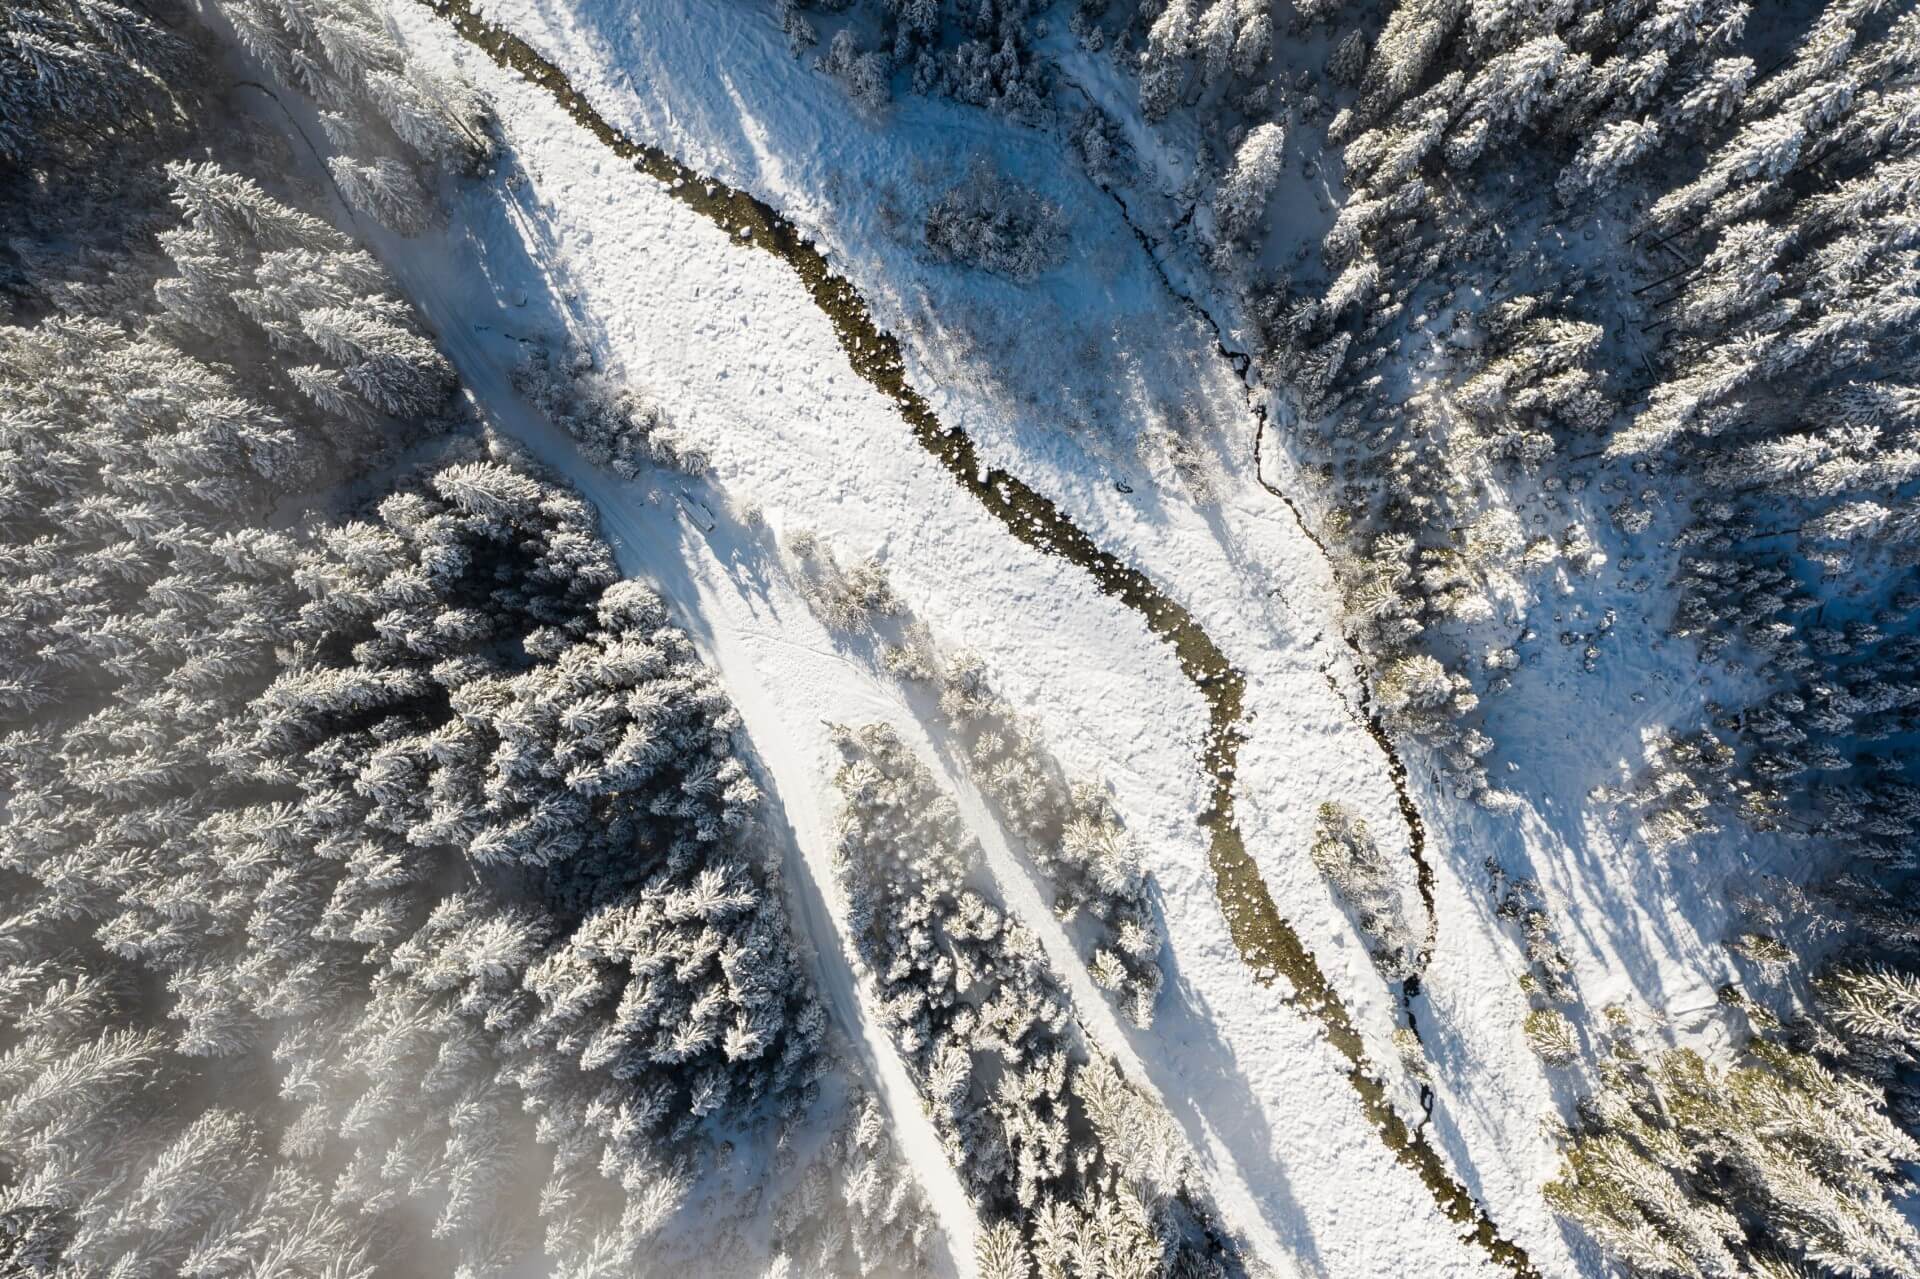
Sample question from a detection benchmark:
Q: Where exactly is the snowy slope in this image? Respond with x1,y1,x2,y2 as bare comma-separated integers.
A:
370,5,1581,1274
355,15,1525,1276
426,9,1827,1276
283,0,1840,1273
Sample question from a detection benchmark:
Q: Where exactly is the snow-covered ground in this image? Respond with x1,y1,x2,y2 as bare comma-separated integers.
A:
285,2,1817,1274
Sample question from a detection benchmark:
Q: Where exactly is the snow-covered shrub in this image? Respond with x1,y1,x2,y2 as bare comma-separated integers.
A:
786,528,903,632
1393,1025,1431,1083
1726,931,1795,978
923,159,1067,281
1310,802,1419,982
1523,1008,1578,1064
1070,106,1134,189
1375,652,1476,732
511,340,705,474
1560,522,1607,575
1489,861,1575,1004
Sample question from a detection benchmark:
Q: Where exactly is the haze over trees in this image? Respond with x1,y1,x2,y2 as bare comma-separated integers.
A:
0,198,830,1278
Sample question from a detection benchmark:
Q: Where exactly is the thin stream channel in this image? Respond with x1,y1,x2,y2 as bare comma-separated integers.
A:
410,4,1537,1272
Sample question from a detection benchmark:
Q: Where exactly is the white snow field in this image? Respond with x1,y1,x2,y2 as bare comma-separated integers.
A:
310,2,1808,1274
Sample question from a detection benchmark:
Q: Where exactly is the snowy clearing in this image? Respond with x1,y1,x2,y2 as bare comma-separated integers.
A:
333,1,1813,1274
366,1,1576,1273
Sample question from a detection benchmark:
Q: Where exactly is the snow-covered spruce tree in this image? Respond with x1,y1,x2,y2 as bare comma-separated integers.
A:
763,0,1051,120
1233,0,1767,797
1813,966,1920,1135
1211,119,1285,247
1135,0,1273,122
234,458,827,1271
0,163,391,1264
1298,0,1920,797
1487,860,1576,1006
1618,10,1920,466
0,312,328,742
0,417,833,1272
1589,4,1920,881
326,153,440,235
0,0,221,323
934,651,1165,1027
817,25,893,110
829,723,1243,1277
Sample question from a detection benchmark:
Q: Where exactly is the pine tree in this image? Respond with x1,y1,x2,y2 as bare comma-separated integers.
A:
1213,120,1285,243
328,153,440,234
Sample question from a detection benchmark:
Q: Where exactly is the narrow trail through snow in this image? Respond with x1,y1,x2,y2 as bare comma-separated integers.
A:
396,3,1537,1272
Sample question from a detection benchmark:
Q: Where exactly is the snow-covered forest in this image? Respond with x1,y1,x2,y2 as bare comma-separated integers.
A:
1,5,838,1274
8,0,1920,1274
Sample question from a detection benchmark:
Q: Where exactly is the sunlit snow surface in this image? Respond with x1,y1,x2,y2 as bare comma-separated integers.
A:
351,2,1808,1273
